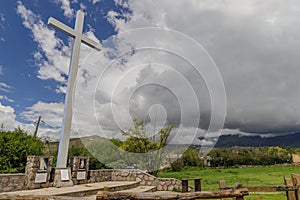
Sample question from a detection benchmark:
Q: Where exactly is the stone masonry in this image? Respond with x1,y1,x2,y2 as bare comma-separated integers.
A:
88,169,182,191
24,156,53,189
0,174,25,192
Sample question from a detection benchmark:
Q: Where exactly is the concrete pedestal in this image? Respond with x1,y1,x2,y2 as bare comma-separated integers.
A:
52,168,73,188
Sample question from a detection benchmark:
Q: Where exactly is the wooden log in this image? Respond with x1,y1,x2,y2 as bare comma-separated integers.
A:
284,177,296,200
96,189,249,200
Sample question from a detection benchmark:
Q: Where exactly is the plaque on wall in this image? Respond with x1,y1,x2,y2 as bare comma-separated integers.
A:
35,173,47,183
61,169,69,181
77,171,86,180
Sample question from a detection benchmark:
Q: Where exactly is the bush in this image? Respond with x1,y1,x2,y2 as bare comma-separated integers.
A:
0,128,44,173
170,149,204,171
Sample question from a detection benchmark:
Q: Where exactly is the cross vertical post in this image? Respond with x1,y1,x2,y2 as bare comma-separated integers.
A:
48,10,101,168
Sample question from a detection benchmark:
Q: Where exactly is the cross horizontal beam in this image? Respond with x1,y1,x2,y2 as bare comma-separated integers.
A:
48,17,102,51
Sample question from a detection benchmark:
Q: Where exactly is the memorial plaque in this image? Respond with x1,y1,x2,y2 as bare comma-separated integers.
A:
61,169,69,181
79,158,87,170
38,157,49,171
77,171,86,180
34,173,47,183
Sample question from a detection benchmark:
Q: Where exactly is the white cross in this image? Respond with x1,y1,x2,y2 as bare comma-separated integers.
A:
48,10,101,168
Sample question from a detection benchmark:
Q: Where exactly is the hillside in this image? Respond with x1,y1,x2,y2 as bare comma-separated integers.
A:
214,132,300,147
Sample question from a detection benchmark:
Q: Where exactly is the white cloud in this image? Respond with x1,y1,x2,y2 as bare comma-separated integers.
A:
80,3,87,11
0,13,4,42
21,101,64,128
106,0,300,135
91,0,102,4
17,1,71,84
55,85,67,94
0,95,14,103
0,103,17,130
54,0,75,19
14,0,300,144
0,13,4,30
0,66,14,103
0,82,13,93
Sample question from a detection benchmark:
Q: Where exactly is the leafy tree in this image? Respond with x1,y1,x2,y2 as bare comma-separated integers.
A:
171,148,204,171
0,128,44,173
208,147,292,167
181,149,203,167
120,119,174,175
110,138,123,147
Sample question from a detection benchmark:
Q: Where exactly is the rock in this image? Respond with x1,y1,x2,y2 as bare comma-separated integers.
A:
1,177,9,185
157,185,163,191
163,185,168,191
136,177,142,182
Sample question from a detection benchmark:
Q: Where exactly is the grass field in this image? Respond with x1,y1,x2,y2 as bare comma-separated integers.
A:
158,165,300,199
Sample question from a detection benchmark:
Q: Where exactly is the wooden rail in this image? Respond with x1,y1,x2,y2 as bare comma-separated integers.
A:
219,173,300,200
97,189,249,200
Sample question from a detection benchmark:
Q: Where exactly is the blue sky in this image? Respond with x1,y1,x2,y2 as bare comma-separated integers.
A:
0,1,119,120
1,0,300,145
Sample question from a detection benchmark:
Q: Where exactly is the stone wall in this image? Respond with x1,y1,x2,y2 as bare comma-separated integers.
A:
0,174,25,192
0,169,183,192
88,169,182,191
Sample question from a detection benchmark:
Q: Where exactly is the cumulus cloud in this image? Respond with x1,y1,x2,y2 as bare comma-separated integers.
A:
14,0,300,146
17,1,71,83
20,101,65,140
106,0,300,136
0,103,17,130
54,0,75,19
21,101,64,128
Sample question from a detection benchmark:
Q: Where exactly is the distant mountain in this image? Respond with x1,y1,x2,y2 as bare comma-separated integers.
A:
214,132,300,147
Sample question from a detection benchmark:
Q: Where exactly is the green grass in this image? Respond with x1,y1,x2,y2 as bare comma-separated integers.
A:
158,165,299,199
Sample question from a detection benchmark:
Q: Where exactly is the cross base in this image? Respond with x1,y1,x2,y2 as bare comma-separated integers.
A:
53,168,74,188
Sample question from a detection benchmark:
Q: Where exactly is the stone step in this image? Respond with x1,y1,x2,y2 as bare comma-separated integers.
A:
119,185,157,193
103,181,140,192
0,181,140,198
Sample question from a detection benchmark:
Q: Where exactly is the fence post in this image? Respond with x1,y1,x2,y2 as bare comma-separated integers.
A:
285,177,296,200
291,173,300,200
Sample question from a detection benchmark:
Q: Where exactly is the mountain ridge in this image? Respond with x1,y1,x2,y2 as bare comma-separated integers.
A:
214,132,300,147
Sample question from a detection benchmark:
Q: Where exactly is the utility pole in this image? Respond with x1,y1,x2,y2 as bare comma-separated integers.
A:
34,116,41,138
